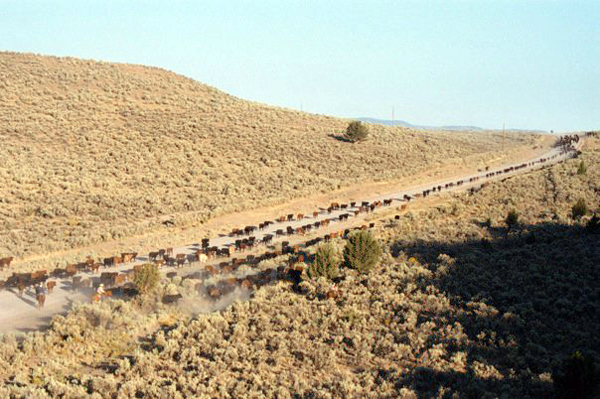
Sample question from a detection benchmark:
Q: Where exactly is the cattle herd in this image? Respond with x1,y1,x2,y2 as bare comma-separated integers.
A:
0,133,590,305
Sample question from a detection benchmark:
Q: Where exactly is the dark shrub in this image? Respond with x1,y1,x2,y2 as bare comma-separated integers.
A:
572,198,589,220
586,213,599,234
553,351,599,398
505,209,519,229
343,230,382,274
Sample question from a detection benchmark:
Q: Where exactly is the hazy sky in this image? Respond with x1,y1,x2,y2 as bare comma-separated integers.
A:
1,1,598,132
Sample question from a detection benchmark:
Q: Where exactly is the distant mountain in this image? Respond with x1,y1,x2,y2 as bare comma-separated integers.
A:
357,117,484,131
357,117,546,134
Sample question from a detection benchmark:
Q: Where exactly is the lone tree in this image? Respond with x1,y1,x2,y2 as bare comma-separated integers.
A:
344,121,369,143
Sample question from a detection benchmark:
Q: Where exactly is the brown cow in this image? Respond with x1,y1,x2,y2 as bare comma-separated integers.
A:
240,279,252,289
121,253,136,263
166,247,174,256
46,281,57,294
0,257,14,269
66,264,78,277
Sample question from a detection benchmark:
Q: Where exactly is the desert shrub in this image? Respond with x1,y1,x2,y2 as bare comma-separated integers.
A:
133,264,160,295
344,121,369,143
553,351,599,399
572,198,589,220
586,213,600,234
307,243,339,280
343,230,382,274
505,209,519,229
577,161,587,175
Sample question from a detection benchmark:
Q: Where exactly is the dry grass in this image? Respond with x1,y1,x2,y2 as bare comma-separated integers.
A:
0,52,537,267
0,139,597,397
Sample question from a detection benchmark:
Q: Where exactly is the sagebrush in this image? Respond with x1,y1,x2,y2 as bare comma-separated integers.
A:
343,230,382,273
307,243,339,280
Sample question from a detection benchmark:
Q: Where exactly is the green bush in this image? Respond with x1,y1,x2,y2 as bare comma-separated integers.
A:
572,198,589,220
505,209,519,229
344,121,369,143
577,161,587,175
133,263,160,295
307,243,339,280
553,351,599,398
343,230,382,274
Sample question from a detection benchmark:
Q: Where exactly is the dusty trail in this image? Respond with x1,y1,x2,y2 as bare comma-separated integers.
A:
0,136,584,335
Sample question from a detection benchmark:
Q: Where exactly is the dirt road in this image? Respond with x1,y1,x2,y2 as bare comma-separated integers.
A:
0,136,584,335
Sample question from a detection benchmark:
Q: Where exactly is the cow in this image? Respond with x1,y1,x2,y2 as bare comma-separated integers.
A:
207,286,222,300
46,281,57,294
166,248,174,256
0,257,14,270
240,279,252,289
198,253,208,263
297,214,304,220
66,264,78,277
149,252,160,262
313,211,319,218
121,253,134,263
90,263,101,273
162,294,183,304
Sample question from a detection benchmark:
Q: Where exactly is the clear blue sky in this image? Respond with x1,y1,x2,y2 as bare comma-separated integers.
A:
1,1,598,132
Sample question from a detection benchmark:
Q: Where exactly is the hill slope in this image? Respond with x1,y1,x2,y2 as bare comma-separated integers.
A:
0,52,537,259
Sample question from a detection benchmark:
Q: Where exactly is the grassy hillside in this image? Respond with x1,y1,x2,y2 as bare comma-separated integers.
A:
0,52,537,260
0,138,597,397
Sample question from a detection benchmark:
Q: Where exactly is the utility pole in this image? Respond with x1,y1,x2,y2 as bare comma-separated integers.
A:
392,106,394,125
502,123,505,152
